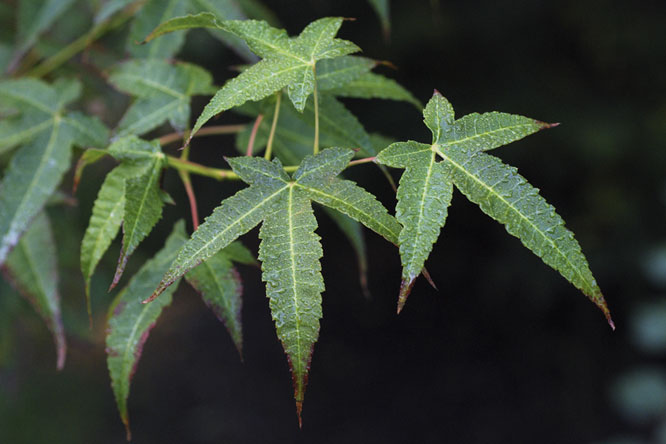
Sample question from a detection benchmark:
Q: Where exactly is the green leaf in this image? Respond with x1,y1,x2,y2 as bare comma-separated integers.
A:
127,0,188,59
185,249,244,356
142,11,223,43
148,149,399,418
377,91,612,324
15,0,76,59
109,59,213,136
367,0,390,36
0,124,71,265
327,72,421,109
111,158,165,289
316,56,376,91
107,135,161,162
80,162,150,302
106,221,187,439
258,186,323,423
181,16,359,137
3,212,65,370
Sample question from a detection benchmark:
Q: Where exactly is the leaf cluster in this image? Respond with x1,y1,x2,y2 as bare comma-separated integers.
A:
0,0,612,439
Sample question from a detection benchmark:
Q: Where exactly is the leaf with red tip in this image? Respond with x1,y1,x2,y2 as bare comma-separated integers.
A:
377,91,612,325
106,221,187,439
2,212,66,370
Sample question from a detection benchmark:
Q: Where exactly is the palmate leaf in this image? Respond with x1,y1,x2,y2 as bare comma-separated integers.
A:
0,78,108,264
185,243,249,356
106,221,187,440
144,13,360,138
147,148,399,421
377,91,613,326
2,212,65,370
109,59,213,137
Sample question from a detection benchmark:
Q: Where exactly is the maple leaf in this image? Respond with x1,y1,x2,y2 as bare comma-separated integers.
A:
377,91,613,327
142,13,360,139
146,148,400,423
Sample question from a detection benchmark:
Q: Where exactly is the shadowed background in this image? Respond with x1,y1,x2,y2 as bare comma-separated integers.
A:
1,0,665,443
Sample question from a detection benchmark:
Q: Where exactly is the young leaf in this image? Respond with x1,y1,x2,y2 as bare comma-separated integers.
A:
185,249,244,356
148,149,401,420
111,157,166,289
377,91,612,326
147,15,360,139
2,212,65,370
106,221,187,439
80,162,150,301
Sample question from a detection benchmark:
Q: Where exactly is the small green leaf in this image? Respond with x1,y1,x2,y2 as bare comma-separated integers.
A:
107,135,161,162
80,162,149,301
3,212,65,370
142,11,223,44
62,112,110,148
111,158,165,289
106,221,187,439
327,72,421,109
185,250,244,356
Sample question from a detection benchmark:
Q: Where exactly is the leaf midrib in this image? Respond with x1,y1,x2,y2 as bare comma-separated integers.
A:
123,161,161,252
285,186,304,379
439,122,540,151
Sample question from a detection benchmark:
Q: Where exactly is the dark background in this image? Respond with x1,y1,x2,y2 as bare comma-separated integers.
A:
1,0,666,443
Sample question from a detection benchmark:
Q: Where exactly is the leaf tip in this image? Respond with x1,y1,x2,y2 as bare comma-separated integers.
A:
421,267,437,290
397,276,416,314
539,121,560,129
432,89,442,97
296,401,303,429
122,415,131,441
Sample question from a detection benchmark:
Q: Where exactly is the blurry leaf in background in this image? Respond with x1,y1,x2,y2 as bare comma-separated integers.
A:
2,212,65,370
642,245,666,288
13,0,77,68
367,0,390,37
127,0,189,59
108,59,214,136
